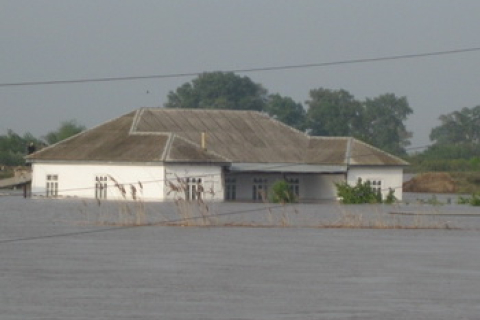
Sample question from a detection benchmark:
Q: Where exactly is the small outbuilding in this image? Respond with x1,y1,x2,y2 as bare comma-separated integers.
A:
27,108,408,202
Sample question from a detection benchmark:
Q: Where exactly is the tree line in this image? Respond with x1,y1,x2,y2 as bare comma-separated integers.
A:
0,120,85,166
165,72,413,156
2,71,479,172
408,105,480,172
165,72,480,171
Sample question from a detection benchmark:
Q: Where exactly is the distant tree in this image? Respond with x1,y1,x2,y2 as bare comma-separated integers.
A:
305,89,412,156
43,120,85,145
0,130,42,166
430,106,480,145
361,93,413,156
305,88,364,136
164,71,268,111
264,94,306,131
408,106,480,171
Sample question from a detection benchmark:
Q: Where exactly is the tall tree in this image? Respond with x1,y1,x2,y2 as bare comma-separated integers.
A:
430,106,480,145
264,94,306,131
164,72,268,111
305,89,412,156
305,88,363,136
43,120,85,145
361,93,413,156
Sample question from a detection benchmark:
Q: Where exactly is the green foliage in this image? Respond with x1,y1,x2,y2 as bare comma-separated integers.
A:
407,143,480,172
264,94,306,131
0,130,42,166
335,178,383,204
164,72,268,111
271,180,296,203
457,194,480,206
306,88,363,137
166,77,413,156
305,88,412,156
0,120,85,166
361,94,413,156
384,188,397,204
407,105,480,171
430,106,480,145
414,143,480,161
43,120,85,145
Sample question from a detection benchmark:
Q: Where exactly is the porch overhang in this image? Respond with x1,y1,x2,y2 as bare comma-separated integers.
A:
228,163,347,173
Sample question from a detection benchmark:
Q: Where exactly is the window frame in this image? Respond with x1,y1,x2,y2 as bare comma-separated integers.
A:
252,177,268,201
95,176,108,200
46,174,59,197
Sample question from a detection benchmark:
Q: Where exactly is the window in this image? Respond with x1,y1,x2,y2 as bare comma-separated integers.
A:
370,180,382,194
46,174,58,197
286,178,300,197
225,177,236,201
252,178,268,201
185,177,203,200
95,176,108,199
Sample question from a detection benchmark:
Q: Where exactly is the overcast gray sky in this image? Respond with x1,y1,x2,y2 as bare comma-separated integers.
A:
2,0,480,149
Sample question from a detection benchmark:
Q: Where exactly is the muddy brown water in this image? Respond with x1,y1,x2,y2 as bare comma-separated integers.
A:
1,194,480,319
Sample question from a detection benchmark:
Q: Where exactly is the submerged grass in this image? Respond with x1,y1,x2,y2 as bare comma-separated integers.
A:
74,176,458,230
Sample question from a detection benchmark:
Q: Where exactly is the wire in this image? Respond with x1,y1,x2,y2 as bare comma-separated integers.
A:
0,202,290,244
1,47,480,87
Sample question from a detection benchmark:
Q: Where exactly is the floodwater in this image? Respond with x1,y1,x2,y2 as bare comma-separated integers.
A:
1,194,480,319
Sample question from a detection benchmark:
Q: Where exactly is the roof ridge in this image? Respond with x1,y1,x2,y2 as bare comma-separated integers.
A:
129,108,145,134
309,136,350,140
166,134,232,163
262,113,310,139
143,107,264,115
26,110,137,160
161,133,175,161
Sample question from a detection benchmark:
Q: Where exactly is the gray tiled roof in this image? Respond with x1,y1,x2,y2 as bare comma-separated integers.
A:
27,108,408,167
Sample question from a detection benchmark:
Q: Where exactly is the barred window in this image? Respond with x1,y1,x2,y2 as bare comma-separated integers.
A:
371,180,382,194
46,174,58,197
95,176,108,199
185,177,203,200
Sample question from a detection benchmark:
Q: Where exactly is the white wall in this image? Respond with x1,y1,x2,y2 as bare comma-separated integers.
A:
164,165,224,201
30,162,402,202
31,163,165,201
226,172,344,202
347,166,404,200
302,173,345,201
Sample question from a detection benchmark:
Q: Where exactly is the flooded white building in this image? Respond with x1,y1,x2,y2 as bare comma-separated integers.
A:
27,108,408,202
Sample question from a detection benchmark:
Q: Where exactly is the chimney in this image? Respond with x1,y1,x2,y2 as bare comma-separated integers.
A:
201,132,207,151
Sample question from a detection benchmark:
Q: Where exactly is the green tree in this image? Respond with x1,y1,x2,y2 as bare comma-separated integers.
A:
264,94,306,131
305,89,412,156
430,106,480,145
43,120,85,145
406,106,480,172
361,93,413,156
305,88,363,136
0,130,42,166
164,72,268,111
